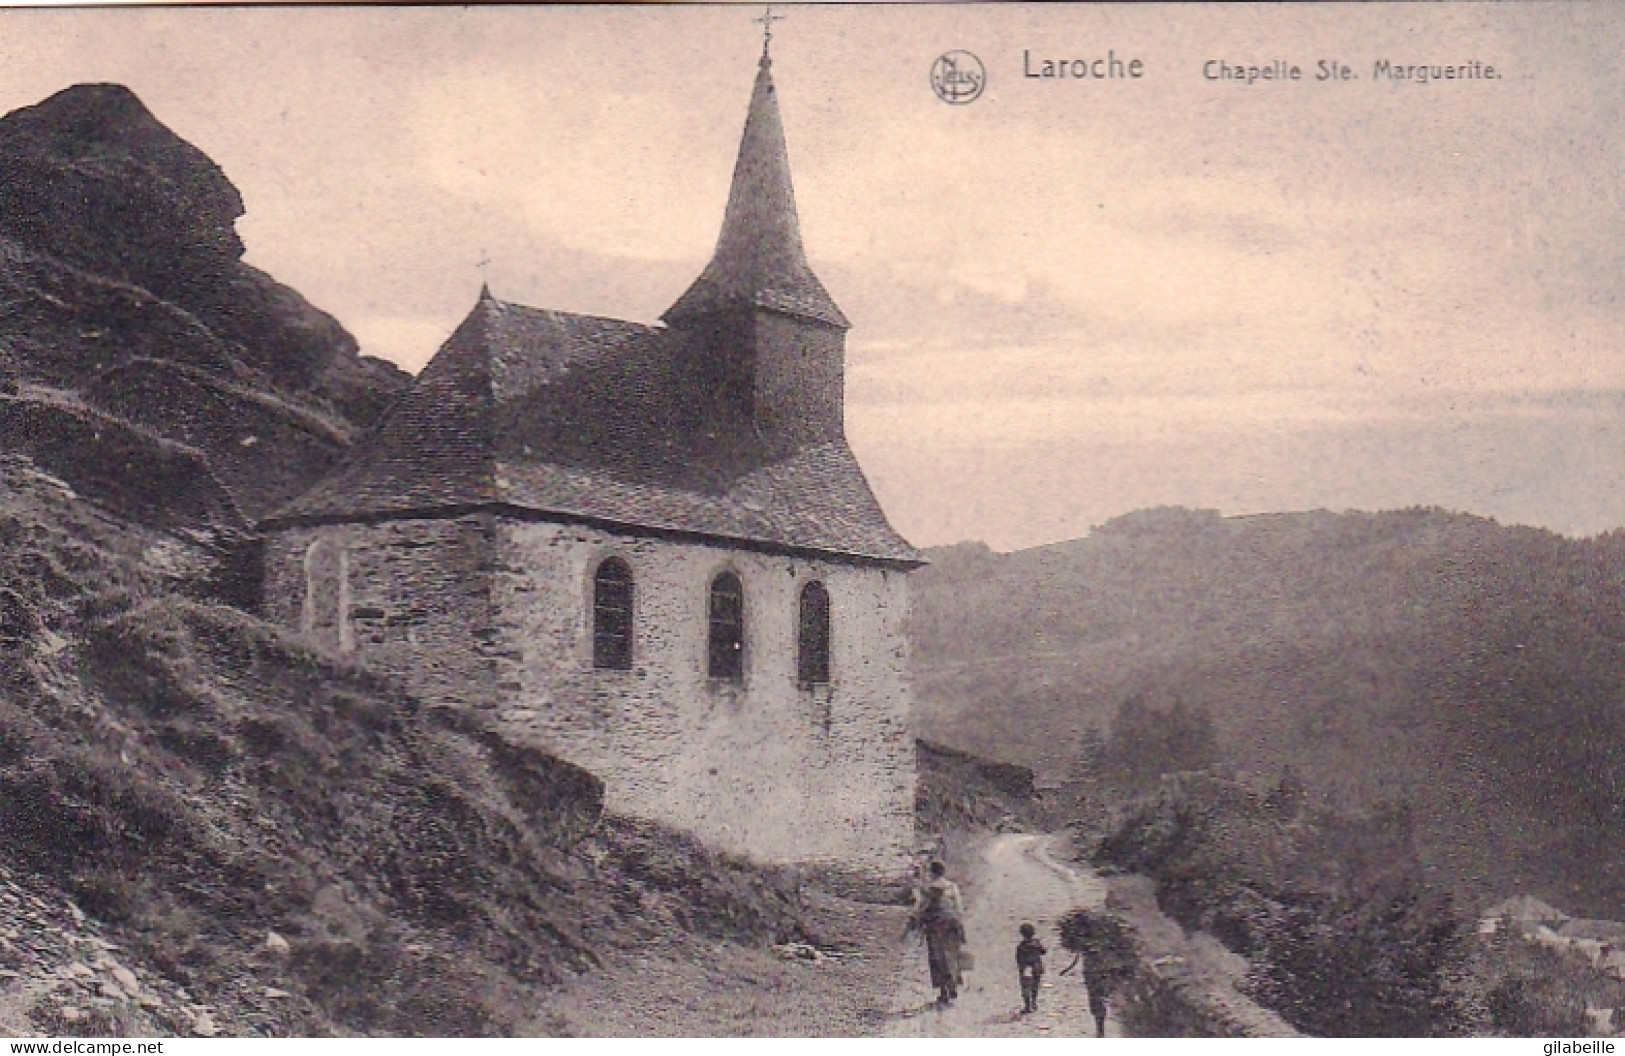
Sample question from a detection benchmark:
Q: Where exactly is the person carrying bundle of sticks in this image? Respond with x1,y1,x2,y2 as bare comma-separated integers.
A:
1057,907,1137,1037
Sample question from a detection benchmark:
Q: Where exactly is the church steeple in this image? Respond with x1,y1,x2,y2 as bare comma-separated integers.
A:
663,48,847,329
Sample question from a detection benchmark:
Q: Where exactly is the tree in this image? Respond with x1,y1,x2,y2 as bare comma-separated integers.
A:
1247,877,1480,1035
1076,724,1108,780
1163,700,1217,772
1102,695,1220,787
1263,766,1306,821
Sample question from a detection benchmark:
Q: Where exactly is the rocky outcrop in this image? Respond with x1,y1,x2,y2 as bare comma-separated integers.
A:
0,391,238,529
0,865,225,1037
915,738,1036,832
0,83,409,525
0,84,245,292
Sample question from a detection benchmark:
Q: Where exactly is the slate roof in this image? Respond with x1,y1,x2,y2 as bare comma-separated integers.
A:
263,294,921,565
663,56,847,330
263,54,915,566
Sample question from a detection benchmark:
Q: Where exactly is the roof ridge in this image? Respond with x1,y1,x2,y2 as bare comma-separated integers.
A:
490,299,661,333
263,296,503,522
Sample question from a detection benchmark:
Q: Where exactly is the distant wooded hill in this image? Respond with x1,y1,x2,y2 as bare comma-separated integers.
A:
910,506,1625,917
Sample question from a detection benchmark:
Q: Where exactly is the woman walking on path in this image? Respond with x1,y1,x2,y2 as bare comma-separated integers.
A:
906,860,968,1010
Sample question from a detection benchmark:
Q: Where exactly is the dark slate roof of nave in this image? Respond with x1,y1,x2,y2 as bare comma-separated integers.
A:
262,294,921,566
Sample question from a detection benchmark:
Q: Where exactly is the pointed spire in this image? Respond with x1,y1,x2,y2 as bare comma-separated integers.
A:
663,51,847,329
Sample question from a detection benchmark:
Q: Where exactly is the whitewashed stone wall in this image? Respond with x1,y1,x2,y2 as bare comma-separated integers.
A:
261,515,500,711
492,521,916,881
262,514,917,882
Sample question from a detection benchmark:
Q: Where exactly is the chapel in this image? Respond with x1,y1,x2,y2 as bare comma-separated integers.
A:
257,44,922,884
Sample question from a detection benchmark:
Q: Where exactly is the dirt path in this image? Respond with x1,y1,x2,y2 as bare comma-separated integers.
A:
886,833,1120,1038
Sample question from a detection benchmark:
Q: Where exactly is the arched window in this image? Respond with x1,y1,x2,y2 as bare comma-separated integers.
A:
798,581,831,685
592,558,634,670
302,536,351,652
708,572,745,679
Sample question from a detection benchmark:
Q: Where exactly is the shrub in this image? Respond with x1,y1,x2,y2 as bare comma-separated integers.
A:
1101,696,1219,788
1093,773,1484,1036
1246,881,1480,1036
1481,937,1611,1037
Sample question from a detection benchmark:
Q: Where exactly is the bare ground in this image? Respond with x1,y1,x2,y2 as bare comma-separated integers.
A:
538,833,1117,1038
537,889,909,1037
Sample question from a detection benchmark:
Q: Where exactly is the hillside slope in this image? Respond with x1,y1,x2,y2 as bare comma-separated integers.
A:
0,81,918,1038
910,507,1625,916
0,456,598,1034
0,456,839,1036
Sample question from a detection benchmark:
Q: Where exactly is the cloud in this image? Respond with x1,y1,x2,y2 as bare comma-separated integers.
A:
2,4,1623,550
410,70,728,264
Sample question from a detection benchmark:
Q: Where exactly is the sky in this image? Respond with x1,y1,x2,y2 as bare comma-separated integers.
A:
2,3,1622,551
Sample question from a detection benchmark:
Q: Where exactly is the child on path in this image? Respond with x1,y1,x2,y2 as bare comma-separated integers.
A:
1016,922,1046,1013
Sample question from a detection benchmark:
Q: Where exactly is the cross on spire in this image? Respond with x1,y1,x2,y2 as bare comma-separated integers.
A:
476,251,493,298
754,7,785,65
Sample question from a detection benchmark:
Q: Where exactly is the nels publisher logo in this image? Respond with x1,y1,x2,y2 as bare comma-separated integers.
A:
931,51,986,105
